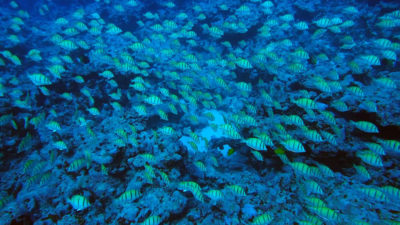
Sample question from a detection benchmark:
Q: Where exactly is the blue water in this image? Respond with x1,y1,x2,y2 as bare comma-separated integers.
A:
0,0,399,224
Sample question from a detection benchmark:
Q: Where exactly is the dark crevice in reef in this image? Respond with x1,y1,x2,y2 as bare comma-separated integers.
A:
234,68,252,83
288,80,307,91
171,145,190,174
113,72,135,90
351,72,373,84
334,110,400,140
293,6,316,22
109,149,130,180
69,49,90,64
333,109,379,122
10,214,34,225
165,200,191,224
378,125,400,140
220,23,263,47
311,150,359,174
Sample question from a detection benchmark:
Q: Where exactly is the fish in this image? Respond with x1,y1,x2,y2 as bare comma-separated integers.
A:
251,213,274,225
67,195,90,211
117,189,141,203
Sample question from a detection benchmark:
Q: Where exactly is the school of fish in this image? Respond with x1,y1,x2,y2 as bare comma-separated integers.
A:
0,0,400,224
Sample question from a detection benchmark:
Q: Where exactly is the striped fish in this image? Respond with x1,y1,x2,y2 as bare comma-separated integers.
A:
359,187,387,202
380,139,400,153
316,163,334,177
28,73,52,86
290,162,312,176
356,151,383,167
282,139,306,153
220,124,241,139
251,150,263,161
67,158,89,172
45,121,61,132
365,142,385,155
159,171,170,185
53,141,67,150
251,213,273,225
194,161,206,172
245,138,267,151
304,129,323,143
320,131,337,145
236,58,253,69
292,98,317,109
352,121,379,133
305,180,324,195
354,164,371,180
382,186,400,200
227,185,246,196
178,181,204,202
117,189,141,202
141,215,161,225
205,189,223,201
68,195,90,211
59,40,78,50
145,95,162,105
308,206,339,222
360,55,380,66
87,107,100,116
305,197,327,208
256,133,274,146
